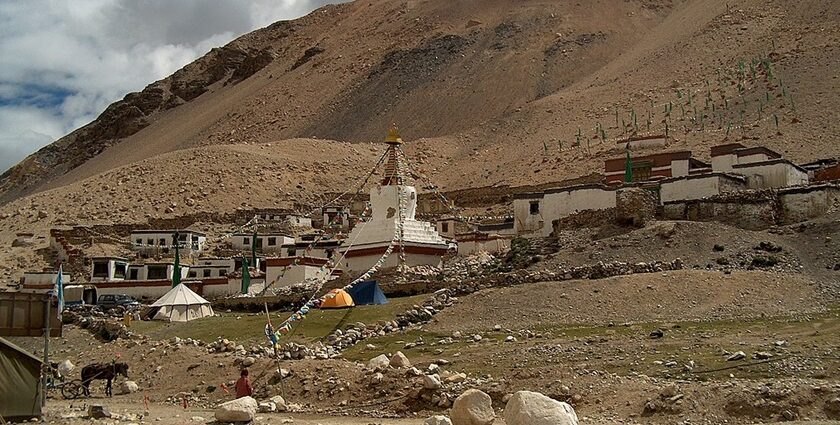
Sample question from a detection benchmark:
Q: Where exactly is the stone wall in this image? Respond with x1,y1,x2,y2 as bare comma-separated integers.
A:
615,188,658,227
662,184,840,230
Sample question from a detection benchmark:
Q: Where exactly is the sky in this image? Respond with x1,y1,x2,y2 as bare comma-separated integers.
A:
0,0,342,174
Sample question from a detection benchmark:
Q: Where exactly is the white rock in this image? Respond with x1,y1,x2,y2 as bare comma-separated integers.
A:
424,415,453,425
390,351,412,368
423,374,442,390
503,390,578,425
258,402,276,413
242,357,256,367
269,395,286,412
120,381,139,394
451,389,495,425
445,372,467,383
367,354,390,370
58,359,75,376
214,396,257,423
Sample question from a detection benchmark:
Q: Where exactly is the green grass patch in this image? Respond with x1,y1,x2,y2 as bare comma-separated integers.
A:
130,294,431,346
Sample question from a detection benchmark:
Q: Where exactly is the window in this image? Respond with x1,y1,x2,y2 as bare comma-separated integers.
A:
114,262,127,279
92,261,109,277
178,234,187,242
129,268,139,280
203,269,212,278
218,269,226,277
255,238,263,248
267,237,277,246
147,265,167,280
243,237,250,246
188,270,197,278
135,238,142,245
529,201,540,215
287,248,296,257
147,239,153,246
441,222,449,233
158,238,166,246
632,162,653,182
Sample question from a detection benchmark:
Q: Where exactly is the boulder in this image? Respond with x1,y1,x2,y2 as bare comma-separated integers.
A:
451,389,495,425
390,351,412,368
425,415,453,425
270,395,286,412
242,356,256,367
367,354,390,370
503,390,578,425
214,396,257,423
120,381,139,394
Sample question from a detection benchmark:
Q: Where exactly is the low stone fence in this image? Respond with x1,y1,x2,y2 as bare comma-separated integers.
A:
663,184,840,230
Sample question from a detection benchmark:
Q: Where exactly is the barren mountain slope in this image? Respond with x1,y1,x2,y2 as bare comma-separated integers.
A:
0,0,671,202
1,0,838,206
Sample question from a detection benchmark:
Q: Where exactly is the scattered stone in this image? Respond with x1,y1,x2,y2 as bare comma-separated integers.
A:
425,415,453,425
242,357,256,367
754,351,774,360
214,396,257,423
649,329,664,339
390,351,412,368
120,381,139,394
504,390,578,425
423,374,442,390
726,351,747,361
258,402,276,413
270,395,286,412
87,405,111,419
367,354,390,370
451,389,495,425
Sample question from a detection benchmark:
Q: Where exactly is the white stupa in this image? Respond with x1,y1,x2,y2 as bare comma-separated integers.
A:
337,126,449,273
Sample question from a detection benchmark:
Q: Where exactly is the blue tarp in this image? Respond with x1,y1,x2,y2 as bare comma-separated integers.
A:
346,280,388,305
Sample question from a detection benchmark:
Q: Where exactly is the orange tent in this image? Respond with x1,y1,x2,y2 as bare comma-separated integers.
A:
320,289,354,309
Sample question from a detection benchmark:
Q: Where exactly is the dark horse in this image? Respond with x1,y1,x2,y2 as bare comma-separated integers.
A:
81,362,129,397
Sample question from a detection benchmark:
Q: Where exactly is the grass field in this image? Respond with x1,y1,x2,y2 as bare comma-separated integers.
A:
130,294,430,346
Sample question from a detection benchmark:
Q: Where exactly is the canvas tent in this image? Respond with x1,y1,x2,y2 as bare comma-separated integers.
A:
0,337,43,420
347,280,388,305
148,284,214,322
320,289,354,309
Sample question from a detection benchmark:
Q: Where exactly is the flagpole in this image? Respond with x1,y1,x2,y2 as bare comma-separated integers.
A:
42,290,50,407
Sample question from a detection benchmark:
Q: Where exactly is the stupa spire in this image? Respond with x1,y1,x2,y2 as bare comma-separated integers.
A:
381,123,404,186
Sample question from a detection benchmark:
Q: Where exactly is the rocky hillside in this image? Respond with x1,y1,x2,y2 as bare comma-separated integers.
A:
1,0,838,205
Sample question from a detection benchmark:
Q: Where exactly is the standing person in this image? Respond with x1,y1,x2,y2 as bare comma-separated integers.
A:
235,369,253,398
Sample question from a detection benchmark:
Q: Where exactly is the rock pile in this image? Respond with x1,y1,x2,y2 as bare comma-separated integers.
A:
275,289,456,357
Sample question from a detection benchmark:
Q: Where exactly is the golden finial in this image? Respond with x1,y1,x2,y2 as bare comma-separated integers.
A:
384,123,402,144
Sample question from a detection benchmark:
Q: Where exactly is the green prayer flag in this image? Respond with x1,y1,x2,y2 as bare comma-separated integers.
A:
241,258,250,294
624,150,633,183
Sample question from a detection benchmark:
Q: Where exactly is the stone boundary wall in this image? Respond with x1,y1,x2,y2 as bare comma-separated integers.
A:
663,184,840,230
548,184,840,232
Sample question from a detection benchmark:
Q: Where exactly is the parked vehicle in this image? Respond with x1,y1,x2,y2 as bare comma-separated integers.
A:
96,294,139,310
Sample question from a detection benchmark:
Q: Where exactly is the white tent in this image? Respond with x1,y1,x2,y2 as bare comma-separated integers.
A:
149,284,214,322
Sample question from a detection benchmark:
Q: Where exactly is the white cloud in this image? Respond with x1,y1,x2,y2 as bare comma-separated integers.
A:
0,0,344,174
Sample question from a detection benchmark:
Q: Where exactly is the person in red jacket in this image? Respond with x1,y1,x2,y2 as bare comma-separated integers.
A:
234,369,253,398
